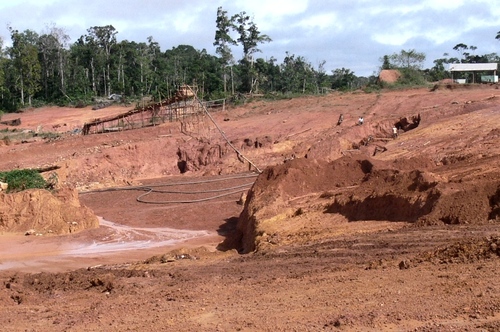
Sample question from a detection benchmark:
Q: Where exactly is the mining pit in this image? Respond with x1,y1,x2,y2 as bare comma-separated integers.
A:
0,84,500,331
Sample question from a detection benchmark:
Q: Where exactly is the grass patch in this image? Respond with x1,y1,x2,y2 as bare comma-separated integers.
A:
0,169,47,193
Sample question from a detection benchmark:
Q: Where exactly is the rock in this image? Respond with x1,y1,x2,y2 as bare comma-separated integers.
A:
399,259,411,270
267,233,280,245
25,229,36,236
237,192,247,205
0,182,8,191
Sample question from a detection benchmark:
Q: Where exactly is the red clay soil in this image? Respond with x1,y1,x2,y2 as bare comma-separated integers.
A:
1,84,500,331
378,69,402,83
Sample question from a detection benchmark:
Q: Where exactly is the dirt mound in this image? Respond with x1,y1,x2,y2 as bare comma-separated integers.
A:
222,155,388,253
431,81,499,91
226,155,500,253
0,187,99,235
379,69,401,83
416,236,500,264
439,78,454,84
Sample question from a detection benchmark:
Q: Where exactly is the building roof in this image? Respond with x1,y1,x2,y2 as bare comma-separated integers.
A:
449,63,498,72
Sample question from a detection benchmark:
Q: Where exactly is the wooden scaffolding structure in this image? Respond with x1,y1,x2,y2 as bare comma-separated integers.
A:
82,85,223,135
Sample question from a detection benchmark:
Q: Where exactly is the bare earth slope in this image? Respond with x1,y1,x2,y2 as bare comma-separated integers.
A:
0,84,500,331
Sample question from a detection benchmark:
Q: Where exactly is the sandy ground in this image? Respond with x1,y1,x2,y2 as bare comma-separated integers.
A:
0,83,500,331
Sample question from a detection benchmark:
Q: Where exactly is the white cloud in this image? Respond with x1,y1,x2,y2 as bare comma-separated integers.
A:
1,0,500,76
226,0,308,30
369,0,465,15
422,0,465,10
296,12,338,30
171,13,198,33
231,0,308,17
372,32,413,47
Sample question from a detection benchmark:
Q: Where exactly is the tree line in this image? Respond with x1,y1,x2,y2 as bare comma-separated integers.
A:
1,7,500,113
0,7,339,113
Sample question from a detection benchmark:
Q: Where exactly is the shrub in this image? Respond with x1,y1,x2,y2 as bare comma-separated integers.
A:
396,68,429,87
0,169,47,193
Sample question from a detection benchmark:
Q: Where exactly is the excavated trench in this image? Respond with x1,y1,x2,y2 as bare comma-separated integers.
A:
176,141,231,173
324,168,443,222
325,191,439,222
325,176,500,225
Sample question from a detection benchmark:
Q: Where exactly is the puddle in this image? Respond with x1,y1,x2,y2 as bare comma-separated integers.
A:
68,218,211,255
0,217,212,272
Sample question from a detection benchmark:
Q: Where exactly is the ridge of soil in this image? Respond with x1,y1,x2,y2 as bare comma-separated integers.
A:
1,85,500,331
0,188,98,235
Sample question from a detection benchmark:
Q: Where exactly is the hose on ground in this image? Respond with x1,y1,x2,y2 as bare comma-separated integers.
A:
80,172,258,204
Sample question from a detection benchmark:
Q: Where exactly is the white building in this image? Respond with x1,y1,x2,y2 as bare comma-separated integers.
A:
448,63,498,83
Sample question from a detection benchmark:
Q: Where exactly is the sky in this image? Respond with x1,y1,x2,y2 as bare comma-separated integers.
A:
1,0,500,77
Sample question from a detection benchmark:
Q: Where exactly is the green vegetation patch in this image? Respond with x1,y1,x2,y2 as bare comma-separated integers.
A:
0,169,47,193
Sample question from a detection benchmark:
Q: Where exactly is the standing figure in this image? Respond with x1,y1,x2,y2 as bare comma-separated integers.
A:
337,114,344,126
392,126,398,139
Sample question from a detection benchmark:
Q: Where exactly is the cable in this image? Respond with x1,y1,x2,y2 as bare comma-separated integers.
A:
148,182,254,194
136,187,251,204
80,172,258,204
81,172,258,194
187,85,263,173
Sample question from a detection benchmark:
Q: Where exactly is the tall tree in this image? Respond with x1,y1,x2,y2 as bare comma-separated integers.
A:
85,25,118,96
331,68,356,91
380,55,392,69
315,60,330,93
214,6,237,94
248,57,281,94
136,41,154,96
68,37,93,98
74,35,99,95
144,36,163,96
278,52,315,94
453,43,469,63
49,24,70,97
0,36,5,101
390,49,426,69
233,11,271,93
484,53,500,63
38,32,58,99
8,28,41,106
427,58,450,81
38,24,70,100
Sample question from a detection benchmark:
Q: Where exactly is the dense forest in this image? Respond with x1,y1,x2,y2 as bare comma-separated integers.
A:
0,7,499,113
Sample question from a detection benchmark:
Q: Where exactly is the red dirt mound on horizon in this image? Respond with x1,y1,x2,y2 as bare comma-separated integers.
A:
378,69,401,83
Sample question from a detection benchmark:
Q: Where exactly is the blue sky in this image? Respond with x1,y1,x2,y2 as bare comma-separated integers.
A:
1,0,500,76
